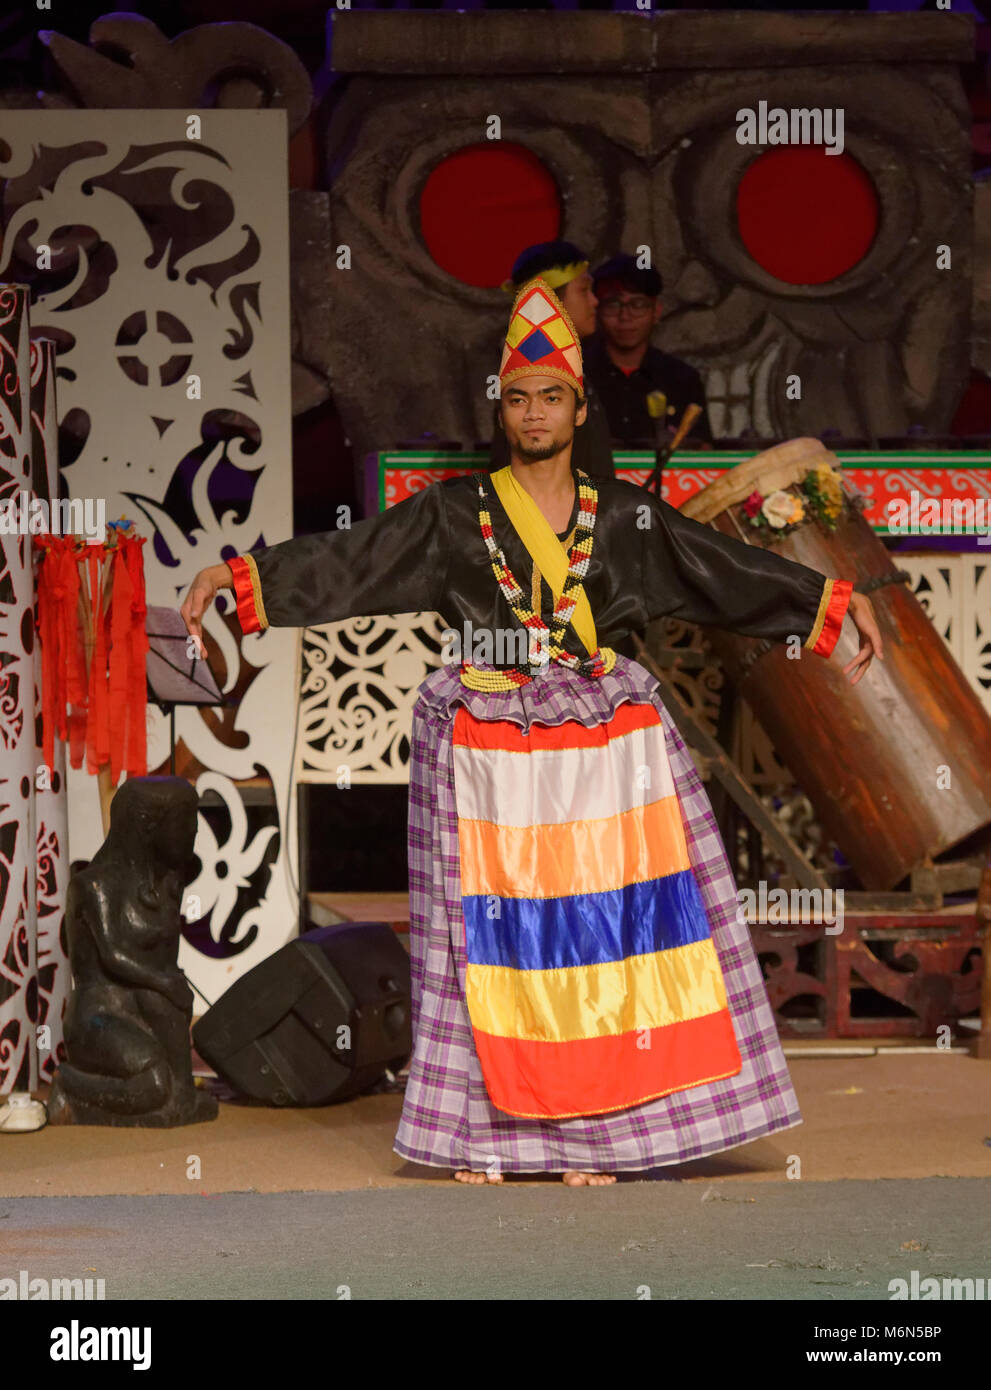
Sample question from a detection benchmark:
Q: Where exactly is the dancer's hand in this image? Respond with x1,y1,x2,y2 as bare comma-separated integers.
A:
180,564,232,658
844,591,883,685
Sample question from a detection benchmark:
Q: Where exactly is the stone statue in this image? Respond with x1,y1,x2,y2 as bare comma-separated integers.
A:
48,777,218,1127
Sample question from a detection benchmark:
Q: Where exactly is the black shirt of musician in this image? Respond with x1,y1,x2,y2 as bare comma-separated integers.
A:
583,335,713,446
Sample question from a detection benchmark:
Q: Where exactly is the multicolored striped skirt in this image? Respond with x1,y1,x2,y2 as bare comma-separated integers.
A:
393,657,801,1173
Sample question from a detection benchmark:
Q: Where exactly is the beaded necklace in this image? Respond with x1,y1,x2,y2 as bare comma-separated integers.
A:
460,468,616,690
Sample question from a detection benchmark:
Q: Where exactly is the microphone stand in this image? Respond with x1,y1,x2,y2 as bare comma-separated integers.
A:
643,402,703,496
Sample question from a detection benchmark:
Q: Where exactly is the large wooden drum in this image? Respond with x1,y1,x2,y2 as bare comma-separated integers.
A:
680,437,991,891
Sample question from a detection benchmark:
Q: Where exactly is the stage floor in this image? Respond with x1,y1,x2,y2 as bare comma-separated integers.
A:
3,1179,986,1301
3,1048,989,1196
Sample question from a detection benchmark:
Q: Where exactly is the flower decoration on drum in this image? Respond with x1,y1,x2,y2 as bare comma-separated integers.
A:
740,464,846,539
760,490,805,529
801,463,845,527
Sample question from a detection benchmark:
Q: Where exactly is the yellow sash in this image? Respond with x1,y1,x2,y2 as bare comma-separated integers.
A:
490,466,598,656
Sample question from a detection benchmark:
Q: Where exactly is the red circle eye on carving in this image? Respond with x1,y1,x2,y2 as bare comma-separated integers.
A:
419,142,561,288
736,147,880,286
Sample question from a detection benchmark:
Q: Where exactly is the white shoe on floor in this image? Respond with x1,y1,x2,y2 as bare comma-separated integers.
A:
0,1093,47,1133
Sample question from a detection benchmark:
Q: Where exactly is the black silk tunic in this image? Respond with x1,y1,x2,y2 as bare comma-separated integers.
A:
233,470,845,662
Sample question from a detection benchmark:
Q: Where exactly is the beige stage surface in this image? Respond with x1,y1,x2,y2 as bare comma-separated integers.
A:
2,1046,990,1196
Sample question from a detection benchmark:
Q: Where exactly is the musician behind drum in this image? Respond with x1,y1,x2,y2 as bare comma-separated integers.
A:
582,254,713,449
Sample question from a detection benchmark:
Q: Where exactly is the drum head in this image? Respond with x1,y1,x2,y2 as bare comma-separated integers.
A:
680,437,843,524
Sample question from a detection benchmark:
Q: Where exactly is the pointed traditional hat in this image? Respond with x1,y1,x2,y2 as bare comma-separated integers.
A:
498,276,584,396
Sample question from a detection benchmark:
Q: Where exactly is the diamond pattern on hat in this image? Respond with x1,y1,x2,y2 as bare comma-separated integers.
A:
518,290,555,327
543,316,574,349
505,313,529,350
518,328,554,363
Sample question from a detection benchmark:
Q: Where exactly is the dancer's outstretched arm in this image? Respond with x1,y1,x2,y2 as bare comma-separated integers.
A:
180,482,450,652
639,492,882,683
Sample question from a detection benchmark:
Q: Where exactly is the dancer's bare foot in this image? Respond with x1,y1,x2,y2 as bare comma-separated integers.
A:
562,1171,616,1186
452,1169,504,1184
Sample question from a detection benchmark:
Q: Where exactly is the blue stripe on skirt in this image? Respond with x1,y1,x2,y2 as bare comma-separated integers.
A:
463,869,712,970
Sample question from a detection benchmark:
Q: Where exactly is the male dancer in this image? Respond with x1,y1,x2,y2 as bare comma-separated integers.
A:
182,278,881,1185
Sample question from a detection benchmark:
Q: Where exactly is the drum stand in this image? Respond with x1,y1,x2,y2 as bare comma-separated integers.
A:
634,634,991,1050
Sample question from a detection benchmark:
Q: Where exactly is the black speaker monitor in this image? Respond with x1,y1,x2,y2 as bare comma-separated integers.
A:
192,922,411,1105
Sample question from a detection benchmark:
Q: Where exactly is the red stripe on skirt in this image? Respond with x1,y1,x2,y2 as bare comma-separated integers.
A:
453,698,658,752
471,1008,742,1120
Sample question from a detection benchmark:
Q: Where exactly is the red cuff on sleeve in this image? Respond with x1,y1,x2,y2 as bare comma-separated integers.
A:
810,578,853,658
228,554,265,635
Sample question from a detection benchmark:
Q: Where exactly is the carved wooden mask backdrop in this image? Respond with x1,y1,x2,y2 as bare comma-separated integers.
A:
321,11,975,469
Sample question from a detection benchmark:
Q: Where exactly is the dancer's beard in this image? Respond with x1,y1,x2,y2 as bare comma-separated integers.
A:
513,431,571,462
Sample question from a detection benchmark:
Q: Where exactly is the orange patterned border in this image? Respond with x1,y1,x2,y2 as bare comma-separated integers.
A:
229,553,268,634
806,578,853,657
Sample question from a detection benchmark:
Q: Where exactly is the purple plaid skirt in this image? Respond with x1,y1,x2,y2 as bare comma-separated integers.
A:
393,656,801,1173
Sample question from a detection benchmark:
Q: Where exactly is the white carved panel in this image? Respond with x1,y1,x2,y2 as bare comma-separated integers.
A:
298,613,446,783
900,552,991,712
0,286,38,1092
961,557,991,703
31,338,70,1081
898,554,959,646
0,112,297,1004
